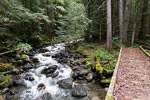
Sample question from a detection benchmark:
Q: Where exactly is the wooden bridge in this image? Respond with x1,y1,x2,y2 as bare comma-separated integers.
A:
105,47,150,100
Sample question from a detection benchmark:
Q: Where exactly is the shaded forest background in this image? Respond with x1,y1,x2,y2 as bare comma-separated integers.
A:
0,0,150,52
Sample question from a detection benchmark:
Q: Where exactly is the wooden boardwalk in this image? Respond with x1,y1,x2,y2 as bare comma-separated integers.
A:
105,48,150,100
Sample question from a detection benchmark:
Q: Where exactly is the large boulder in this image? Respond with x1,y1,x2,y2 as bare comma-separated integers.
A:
41,65,58,75
71,85,87,98
57,78,73,89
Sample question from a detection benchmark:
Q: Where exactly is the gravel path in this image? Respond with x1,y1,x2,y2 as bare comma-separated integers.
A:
113,48,150,100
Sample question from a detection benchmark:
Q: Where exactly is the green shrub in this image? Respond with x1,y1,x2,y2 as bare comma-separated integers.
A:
112,36,121,48
86,44,96,49
15,43,32,53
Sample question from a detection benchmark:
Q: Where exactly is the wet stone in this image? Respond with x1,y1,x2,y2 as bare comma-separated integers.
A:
86,73,94,82
57,78,73,89
79,69,89,76
1,88,9,94
32,57,39,63
37,83,46,91
71,85,87,98
41,65,58,75
23,63,33,70
46,72,59,78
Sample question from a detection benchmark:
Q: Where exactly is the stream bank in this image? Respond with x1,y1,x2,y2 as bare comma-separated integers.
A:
0,40,119,100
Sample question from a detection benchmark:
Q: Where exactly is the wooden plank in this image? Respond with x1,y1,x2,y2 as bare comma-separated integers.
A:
0,95,3,100
105,47,122,100
139,46,150,57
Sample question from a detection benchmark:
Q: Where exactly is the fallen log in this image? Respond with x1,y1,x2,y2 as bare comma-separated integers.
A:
0,49,18,56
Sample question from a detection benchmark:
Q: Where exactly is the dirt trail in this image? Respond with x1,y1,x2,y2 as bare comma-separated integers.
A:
113,48,150,100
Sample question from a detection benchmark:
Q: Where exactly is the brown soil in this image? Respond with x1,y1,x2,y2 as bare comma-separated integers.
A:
113,48,150,100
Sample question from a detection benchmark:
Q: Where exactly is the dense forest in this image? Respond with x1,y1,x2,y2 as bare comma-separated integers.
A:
0,0,150,100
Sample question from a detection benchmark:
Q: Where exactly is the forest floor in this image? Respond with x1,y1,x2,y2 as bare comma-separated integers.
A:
113,48,150,100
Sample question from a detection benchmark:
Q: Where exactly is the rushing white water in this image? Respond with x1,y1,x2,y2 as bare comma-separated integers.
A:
20,43,72,100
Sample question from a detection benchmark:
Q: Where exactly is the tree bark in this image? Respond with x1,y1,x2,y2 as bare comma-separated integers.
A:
138,0,148,39
119,0,123,44
106,0,112,50
123,0,131,43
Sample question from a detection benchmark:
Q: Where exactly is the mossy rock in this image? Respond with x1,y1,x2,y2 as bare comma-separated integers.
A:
0,75,12,88
17,60,24,64
20,54,29,60
96,63,103,74
103,69,114,76
0,64,14,72
101,78,111,84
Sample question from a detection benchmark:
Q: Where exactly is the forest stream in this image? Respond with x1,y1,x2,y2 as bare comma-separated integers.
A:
2,40,107,100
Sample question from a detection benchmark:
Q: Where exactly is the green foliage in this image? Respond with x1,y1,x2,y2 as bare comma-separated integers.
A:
0,64,14,72
56,1,91,40
15,43,32,53
0,75,11,88
131,43,140,48
112,36,121,48
86,44,96,49
96,48,117,70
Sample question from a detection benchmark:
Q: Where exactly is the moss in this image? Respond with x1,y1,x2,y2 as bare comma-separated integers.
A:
0,64,14,72
0,75,11,88
85,60,92,68
103,68,114,76
101,78,111,84
39,40,52,46
17,60,24,64
20,54,29,60
96,63,103,74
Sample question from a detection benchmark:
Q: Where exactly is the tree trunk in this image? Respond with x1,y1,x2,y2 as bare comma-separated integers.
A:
123,0,131,43
138,0,148,39
119,0,123,44
131,24,136,45
106,0,112,50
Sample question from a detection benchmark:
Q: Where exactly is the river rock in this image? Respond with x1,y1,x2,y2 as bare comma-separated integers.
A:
23,63,33,70
40,92,51,100
39,48,49,53
46,72,59,78
57,78,73,89
1,88,9,94
32,57,39,63
79,69,89,76
5,95,14,100
20,54,30,62
37,83,46,91
72,71,79,79
14,79,24,86
86,73,94,82
41,65,58,74
71,85,87,98
23,73,34,81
